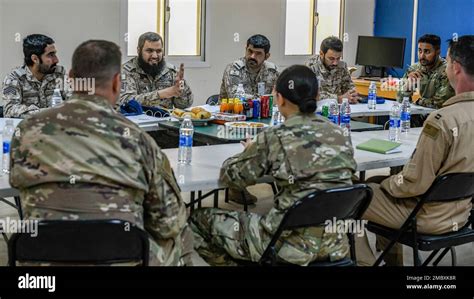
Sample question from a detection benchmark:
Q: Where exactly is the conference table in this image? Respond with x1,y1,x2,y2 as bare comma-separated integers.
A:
0,118,422,211
162,128,422,209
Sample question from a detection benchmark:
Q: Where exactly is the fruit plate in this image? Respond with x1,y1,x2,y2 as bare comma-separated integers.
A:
172,115,215,126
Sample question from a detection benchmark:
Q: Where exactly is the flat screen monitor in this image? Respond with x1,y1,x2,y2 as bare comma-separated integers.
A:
355,36,406,69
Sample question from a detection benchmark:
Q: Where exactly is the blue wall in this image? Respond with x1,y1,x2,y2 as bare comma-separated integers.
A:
416,0,474,60
374,0,474,77
374,0,414,77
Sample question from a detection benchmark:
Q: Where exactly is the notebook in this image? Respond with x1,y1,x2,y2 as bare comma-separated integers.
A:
356,138,402,154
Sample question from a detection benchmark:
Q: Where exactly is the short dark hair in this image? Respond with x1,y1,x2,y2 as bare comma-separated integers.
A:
247,34,271,54
138,32,163,52
448,35,474,76
71,40,121,88
275,65,318,114
320,36,343,54
418,34,441,49
23,34,55,66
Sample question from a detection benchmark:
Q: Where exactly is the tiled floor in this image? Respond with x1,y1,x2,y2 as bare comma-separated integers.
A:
1,168,473,266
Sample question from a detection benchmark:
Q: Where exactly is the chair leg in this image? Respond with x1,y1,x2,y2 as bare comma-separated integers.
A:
198,191,202,209
450,247,457,266
432,247,451,266
270,183,278,195
224,188,229,203
349,233,356,263
189,191,195,213
1,223,8,244
423,249,441,266
15,197,23,220
213,190,219,208
241,192,248,212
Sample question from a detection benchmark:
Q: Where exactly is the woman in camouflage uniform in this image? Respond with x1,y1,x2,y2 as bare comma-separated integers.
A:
189,65,357,266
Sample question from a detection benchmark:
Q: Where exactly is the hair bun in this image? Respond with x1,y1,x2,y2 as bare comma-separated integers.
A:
298,97,317,113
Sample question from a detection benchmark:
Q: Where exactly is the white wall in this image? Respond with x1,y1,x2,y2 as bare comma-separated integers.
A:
343,0,375,76
0,0,121,88
0,0,374,106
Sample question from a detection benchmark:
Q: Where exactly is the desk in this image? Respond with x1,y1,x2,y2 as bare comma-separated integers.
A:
353,78,421,102
163,128,422,193
159,119,383,145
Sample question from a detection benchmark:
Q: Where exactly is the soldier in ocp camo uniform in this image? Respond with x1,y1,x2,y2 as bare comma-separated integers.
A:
120,32,193,110
397,34,455,109
9,40,192,266
2,34,69,118
190,65,357,266
306,36,359,104
219,34,280,100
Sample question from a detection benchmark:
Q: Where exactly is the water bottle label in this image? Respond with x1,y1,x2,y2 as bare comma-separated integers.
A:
330,115,339,125
179,135,193,147
3,141,10,154
400,112,411,121
390,119,401,128
341,115,351,124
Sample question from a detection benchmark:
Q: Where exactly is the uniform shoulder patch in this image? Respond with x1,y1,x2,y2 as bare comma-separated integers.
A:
232,60,245,70
434,113,442,120
229,69,241,76
422,123,441,140
122,60,135,72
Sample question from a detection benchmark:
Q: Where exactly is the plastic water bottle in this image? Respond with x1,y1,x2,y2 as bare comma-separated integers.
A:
328,100,339,125
340,98,351,134
178,115,194,164
49,88,63,107
400,97,411,133
2,119,15,175
236,84,245,100
368,82,377,110
389,102,401,142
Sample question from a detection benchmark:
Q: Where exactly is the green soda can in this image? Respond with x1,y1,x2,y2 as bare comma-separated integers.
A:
322,104,329,118
269,95,274,117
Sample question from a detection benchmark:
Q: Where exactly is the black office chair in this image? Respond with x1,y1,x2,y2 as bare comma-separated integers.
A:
8,219,150,266
206,94,220,105
232,184,373,266
367,173,474,266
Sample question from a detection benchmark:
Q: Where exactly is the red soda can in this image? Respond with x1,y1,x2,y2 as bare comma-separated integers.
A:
261,95,269,118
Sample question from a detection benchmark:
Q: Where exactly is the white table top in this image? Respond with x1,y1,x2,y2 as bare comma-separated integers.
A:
316,99,434,117
0,116,421,196
163,128,422,192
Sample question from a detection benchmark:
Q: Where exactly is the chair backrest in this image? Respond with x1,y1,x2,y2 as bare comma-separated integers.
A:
423,173,474,202
260,184,372,264
8,219,149,266
206,94,219,105
282,184,373,231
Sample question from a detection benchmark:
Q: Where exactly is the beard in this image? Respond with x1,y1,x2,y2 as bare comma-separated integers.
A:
38,62,56,75
420,56,437,67
138,54,165,77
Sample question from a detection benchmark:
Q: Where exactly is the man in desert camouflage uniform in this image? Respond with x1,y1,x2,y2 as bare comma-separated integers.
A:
306,36,359,103
219,34,279,99
397,34,454,110
2,34,69,118
357,36,474,266
120,32,193,110
219,34,280,204
190,100,357,265
9,40,192,266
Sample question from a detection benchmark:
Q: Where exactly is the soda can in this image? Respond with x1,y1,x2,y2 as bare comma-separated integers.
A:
261,96,269,118
269,95,274,117
247,99,253,118
321,104,329,118
253,98,261,119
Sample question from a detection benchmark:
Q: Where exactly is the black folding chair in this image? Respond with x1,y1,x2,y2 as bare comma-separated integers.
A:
367,173,474,266
206,94,219,105
8,219,150,266
233,184,373,266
